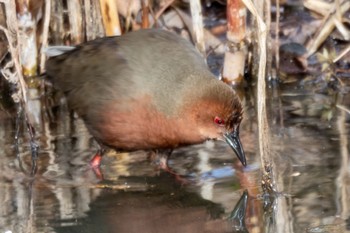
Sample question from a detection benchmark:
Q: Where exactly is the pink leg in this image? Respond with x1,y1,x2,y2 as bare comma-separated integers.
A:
90,152,102,168
89,149,105,180
150,150,191,185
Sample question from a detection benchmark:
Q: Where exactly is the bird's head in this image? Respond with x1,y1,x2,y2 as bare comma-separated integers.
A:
183,81,246,166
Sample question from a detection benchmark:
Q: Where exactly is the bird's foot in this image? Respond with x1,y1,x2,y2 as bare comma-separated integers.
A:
162,165,191,185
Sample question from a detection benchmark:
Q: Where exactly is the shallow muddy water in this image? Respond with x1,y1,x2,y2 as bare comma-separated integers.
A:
0,81,349,233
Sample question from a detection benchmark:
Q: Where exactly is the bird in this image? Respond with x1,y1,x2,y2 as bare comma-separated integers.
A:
45,29,246,171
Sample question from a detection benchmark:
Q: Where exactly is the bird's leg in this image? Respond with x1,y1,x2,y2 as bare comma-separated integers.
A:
149,149,190,184
149,149,173,171
158,150,173,171
89,146,106,180
90,148,104,168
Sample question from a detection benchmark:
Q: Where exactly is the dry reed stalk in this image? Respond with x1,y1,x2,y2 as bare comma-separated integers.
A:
189,0,206,57
304,0,333,16
39,0,51,73
335,0,342,20
67,0,84,44
275,0,280,72
305,0,350,57
124,2,133,31
1,0,39,175
50,0,65,44
84,0,93,39
265,0,272,79
333,45,350,63
336,104,350,115
154,0,175,21
241,0,274,193
84,0,105,40
336,102,350,220
0,0,28,102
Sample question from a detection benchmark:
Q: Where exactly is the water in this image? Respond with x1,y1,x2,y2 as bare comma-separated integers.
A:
0,82,349,233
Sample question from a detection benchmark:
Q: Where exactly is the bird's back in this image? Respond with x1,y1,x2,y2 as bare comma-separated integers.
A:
46,29,214,117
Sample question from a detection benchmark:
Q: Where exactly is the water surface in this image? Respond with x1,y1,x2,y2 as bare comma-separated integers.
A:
0,82,349,233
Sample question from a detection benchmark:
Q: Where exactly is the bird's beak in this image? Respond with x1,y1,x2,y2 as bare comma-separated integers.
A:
224,131,246,167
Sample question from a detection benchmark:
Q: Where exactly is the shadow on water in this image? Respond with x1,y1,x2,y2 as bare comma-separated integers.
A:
0,78,350,233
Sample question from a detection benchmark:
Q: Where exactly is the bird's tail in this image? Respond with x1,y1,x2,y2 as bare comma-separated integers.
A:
45,46,76,57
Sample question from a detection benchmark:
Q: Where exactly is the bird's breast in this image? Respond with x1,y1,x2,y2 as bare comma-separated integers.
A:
91,95,205,150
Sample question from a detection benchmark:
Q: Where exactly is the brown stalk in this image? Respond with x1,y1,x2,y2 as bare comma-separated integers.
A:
99,0,121,36
141,0,150,29
222,0,247,84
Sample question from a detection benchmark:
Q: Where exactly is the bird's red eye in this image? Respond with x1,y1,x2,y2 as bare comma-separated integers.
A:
214,116,225,125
